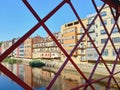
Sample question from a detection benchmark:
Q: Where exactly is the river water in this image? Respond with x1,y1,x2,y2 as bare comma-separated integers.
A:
0,63,118,90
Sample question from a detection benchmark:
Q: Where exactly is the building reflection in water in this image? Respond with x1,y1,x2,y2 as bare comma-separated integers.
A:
24,65,33,87
1,63,118,90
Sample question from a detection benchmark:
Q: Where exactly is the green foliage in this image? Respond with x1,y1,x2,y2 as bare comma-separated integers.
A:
3,57,21,64
0,42,2,47
29,61,45,67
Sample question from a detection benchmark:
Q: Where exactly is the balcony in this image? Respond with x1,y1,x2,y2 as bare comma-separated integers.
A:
78,45,86,49
87,37,95,42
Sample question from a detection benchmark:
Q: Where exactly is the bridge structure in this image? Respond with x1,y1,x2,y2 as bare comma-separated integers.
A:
0,0,120,90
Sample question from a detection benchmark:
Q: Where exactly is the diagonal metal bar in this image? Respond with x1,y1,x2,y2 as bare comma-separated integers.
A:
68,1,112,89
0,22,41,62
109,6,120,34
68,1,113,89
0,22,41,90
46,3,104,89
67,1,118,89
92,0,120,88
0,0,119,90
0,0,68,89
106,6,120,89
71,70,120,90
85,0,120,89
0,0,66,62
0,63,32,90
103,7,120,63
106,49,120,89
23,0,66,23
69,0,120,89
22,0,96,89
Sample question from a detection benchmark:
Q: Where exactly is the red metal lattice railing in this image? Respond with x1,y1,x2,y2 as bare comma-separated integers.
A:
0,0,120,90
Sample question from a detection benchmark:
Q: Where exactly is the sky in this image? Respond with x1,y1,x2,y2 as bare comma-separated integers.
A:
0,0,103,41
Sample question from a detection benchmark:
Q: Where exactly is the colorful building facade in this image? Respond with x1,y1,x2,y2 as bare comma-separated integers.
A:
12,38,20,58
24,38,33,58
1,40,13,56
61,5,120,62
1,5,120,62
95,5,120,61
19,43,24,58
32,35,43,58
61,20,88,63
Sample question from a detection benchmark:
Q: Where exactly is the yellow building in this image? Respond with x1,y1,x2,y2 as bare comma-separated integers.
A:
61,20,88,64
95,5,120,61
61,5,120,63
86,13,98,61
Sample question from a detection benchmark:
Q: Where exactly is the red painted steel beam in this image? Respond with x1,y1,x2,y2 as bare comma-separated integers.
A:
68,1,115,89
47,2,104,89
0,0,119,90
101,0,120,9
106,6,120,89
110,6,120,38
101,0,120,20
69,0,120,89
0,0,68,89
22,0,95,89
71,70,120,90
0,22,41,90
0,22,41,62
0,64,32,90
84,0,120,89
106,49,120,89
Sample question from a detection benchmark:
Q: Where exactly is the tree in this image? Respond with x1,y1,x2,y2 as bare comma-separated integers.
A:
0,42,2,47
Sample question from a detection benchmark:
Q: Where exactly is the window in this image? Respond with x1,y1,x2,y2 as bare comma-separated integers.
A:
80,28,84,33
67,23,73,26
112,49,119,56
52,53,55,56
64,44,75,47
100,11,107,17
64,36,75,40
100,20,107,26
88,54,93,57
74,21,79,25
112,37,120,43
101,38,107,44
96,24,98,28
64,28,75,33
100,30,106,35
81,50,84,53
111,18,115,24
102,49,108,56
96,33,98,37
112,50,116,56
72,36,75,39
112,27,118,33
88,17,93,24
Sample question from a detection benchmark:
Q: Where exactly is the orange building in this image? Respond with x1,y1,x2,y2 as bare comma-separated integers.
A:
24,65,33,87
61,20,88,63
24,38,33,58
